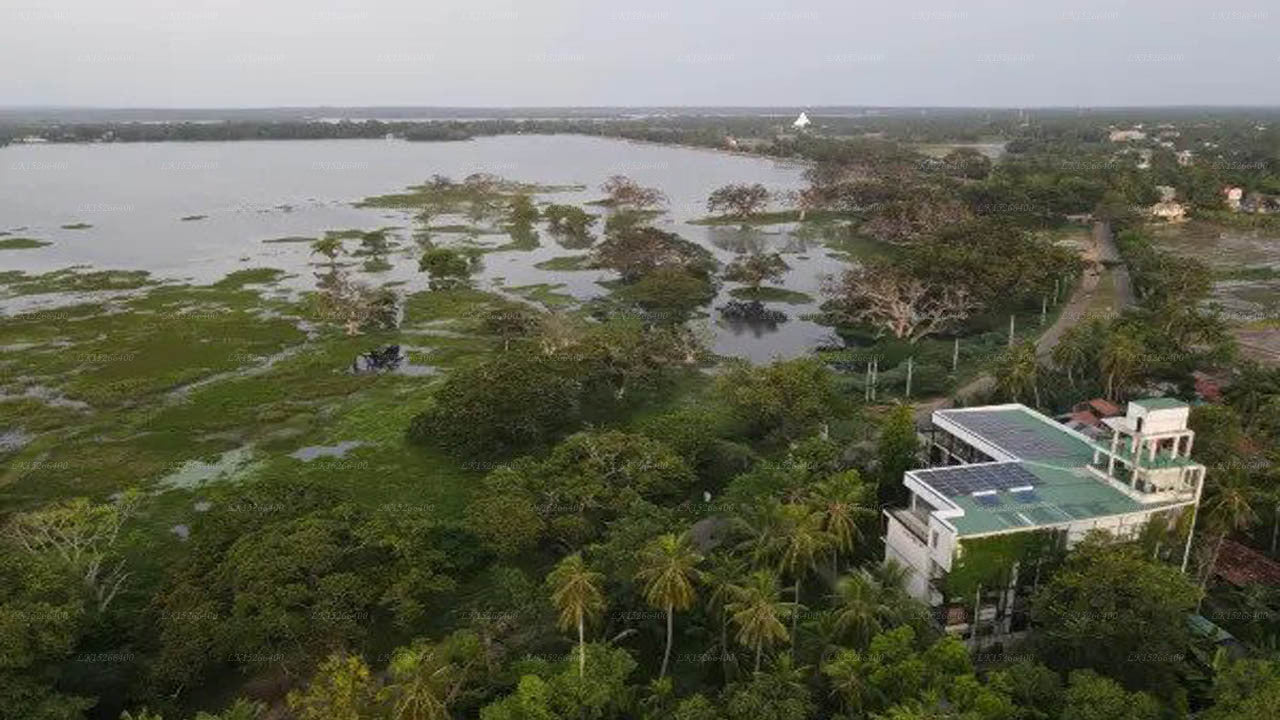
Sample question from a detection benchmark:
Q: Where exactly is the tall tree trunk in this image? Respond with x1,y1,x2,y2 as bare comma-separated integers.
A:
578,614,586,678
660,604,674,679
792,578,801,654
1272,502,1279,556
721,614,731,682
1198,532,1228,612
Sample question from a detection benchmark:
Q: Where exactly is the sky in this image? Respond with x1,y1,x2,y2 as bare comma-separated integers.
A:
2,0,1277,108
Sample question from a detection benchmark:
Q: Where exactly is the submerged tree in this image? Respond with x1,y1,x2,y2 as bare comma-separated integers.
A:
707,183,770,219
600,175,666,210
724,252,789,291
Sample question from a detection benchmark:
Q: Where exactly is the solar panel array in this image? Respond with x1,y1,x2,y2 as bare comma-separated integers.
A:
942,410,1090,464
919,463,1042,498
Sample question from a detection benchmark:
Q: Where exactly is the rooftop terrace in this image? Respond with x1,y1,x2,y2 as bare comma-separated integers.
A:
919,403,1197,538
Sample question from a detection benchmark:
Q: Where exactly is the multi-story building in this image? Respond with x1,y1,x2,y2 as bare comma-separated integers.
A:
884,399,1204,640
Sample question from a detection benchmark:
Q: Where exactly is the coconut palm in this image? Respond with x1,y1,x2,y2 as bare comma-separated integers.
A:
994,341,1041,407
379,642,470,720
547,553,606,678
703,551,749,681
749,503,832,652
808,471,874,577
1199,469,1261,606
831,570,892,649
727,570,792,672
635,533,703,679
1100,328,1144,400
1052,323,1091,386
823,648,870,716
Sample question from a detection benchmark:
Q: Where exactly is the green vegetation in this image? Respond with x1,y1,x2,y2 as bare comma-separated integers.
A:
534,254,593,271
0,237,52,249
6,110,1280,720
60,222,93,230
727,286,813,304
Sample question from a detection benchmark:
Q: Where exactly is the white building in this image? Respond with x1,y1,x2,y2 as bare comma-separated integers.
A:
1109,128,1147,142
884,400,1203,641
793,112,811,129
1224,186,1244,211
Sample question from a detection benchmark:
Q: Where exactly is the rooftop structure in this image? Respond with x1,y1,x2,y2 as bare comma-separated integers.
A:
886,400,1204,638
792,111,811,128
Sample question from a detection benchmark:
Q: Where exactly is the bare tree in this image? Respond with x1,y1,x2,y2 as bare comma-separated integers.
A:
823,263,980,343
5,491,141,612
707,183,770,219
600,175,666,210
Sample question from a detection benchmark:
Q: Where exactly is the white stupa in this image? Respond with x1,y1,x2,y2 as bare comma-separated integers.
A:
792,111,811,129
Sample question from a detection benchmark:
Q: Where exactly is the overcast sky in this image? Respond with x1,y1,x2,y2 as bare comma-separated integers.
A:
2,0,1276,108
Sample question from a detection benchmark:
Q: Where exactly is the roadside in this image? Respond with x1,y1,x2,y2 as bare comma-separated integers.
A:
914,221,1133,420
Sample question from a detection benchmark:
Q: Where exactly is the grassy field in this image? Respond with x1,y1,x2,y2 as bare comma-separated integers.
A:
0,270,536,588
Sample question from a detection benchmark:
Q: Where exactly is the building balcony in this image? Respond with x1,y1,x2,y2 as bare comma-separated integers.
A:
888,507,931,546
1106,443,1197,470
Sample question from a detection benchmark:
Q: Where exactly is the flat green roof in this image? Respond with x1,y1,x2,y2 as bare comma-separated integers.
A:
936,406,1098,467
1130,397,1189,410
941,462,1179,537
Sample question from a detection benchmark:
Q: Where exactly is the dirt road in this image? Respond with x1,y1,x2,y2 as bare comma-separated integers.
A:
914,221,1133,420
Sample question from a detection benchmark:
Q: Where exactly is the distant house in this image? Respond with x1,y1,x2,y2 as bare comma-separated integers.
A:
1151,201,1187,222
1213,538,1280,587
1176,149,1194,166
1155,185,1177,202
1058,398,1123,439
1109,128,1147,142
1192,370,1225,403
792,112,811,129
1224,186,1244,211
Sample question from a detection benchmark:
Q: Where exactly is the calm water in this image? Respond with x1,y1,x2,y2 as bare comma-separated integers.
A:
0,135,844,361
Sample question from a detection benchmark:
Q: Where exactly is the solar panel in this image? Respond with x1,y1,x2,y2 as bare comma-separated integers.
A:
941,409,1092,464
919,462,1042,498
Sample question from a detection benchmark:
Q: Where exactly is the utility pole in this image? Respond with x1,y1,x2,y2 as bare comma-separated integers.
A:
905,356,914,398
952,337,959,372
1008,314,1016,347
1041,296,1047,326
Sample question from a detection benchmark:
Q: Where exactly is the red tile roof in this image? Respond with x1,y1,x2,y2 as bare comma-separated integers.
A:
1214,538,1280,587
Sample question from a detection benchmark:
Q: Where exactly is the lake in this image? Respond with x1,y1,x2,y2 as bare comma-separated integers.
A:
0,135,846,361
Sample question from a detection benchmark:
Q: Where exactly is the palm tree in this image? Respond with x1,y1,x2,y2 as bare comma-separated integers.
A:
994,341,1040,407
830,570,891,649
727,570,792,672
1051,324,1091,386
750,503,832,652
1199,470,1261,607
823,648,870,716
547,554,606,678
380,642,469,720
808,471,874,577
1100,328,1144,400
703,551,748,682
635,533,703,679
